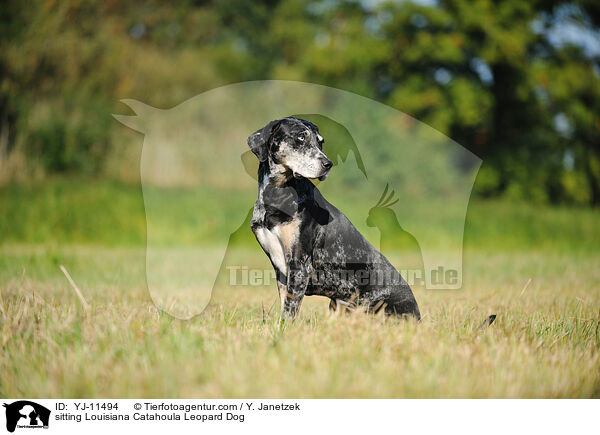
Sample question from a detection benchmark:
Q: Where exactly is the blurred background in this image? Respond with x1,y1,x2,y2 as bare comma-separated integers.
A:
0,0,599,246
1,0,600,398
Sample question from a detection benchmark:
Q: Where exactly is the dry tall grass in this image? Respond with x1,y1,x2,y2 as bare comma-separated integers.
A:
1,245,598,398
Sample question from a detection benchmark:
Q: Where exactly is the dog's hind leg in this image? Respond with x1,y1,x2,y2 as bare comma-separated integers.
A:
329,296,360,314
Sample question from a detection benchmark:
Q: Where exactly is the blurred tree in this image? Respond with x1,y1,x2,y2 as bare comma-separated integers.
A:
370,0,599,204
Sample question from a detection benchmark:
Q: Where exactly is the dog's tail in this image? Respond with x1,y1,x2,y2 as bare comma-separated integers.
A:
477,314,497,329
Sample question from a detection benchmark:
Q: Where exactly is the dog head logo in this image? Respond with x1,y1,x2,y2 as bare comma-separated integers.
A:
114,81,480,319
3,401,50,432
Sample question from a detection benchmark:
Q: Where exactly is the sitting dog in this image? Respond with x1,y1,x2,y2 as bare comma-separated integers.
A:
248,117,420,321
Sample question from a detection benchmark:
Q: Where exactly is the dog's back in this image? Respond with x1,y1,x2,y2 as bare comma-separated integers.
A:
307,183,420,318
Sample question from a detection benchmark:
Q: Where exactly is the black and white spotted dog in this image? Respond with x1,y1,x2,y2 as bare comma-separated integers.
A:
248,117,420,321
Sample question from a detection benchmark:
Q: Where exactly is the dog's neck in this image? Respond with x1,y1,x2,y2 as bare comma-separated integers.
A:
257,160,315,215
259,159,293,188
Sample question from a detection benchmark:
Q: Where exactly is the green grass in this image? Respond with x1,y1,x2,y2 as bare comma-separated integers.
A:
1,177,599,250
0,179,599,397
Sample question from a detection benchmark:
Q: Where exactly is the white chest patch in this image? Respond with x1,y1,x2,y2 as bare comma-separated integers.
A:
254,227,287,275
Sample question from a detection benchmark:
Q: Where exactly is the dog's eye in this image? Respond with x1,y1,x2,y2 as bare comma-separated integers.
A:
297,135,305,142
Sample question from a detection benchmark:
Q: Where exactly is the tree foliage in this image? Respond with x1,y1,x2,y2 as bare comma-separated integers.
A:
1,0,599,205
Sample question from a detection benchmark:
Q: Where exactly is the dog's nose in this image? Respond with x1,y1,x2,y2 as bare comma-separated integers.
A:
322,159,333,170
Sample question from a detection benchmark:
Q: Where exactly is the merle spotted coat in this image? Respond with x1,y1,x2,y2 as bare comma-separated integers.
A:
248,117,420,321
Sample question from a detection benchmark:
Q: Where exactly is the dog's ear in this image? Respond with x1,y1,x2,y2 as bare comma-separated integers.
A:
247,119,280,162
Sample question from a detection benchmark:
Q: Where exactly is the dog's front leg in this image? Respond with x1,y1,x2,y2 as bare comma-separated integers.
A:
280,257,312,322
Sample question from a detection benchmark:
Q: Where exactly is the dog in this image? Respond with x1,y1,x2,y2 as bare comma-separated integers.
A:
248,117,420,321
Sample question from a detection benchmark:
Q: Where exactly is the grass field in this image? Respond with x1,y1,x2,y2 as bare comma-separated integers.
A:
1,179,599,398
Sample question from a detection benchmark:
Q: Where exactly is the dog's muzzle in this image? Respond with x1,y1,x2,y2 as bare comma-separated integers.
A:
317,158,332,181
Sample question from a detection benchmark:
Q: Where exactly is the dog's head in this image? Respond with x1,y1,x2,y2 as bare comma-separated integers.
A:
247,117,333,181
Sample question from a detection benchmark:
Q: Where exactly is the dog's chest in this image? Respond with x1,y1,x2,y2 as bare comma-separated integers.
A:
253,219,300,276
252,178,308,275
